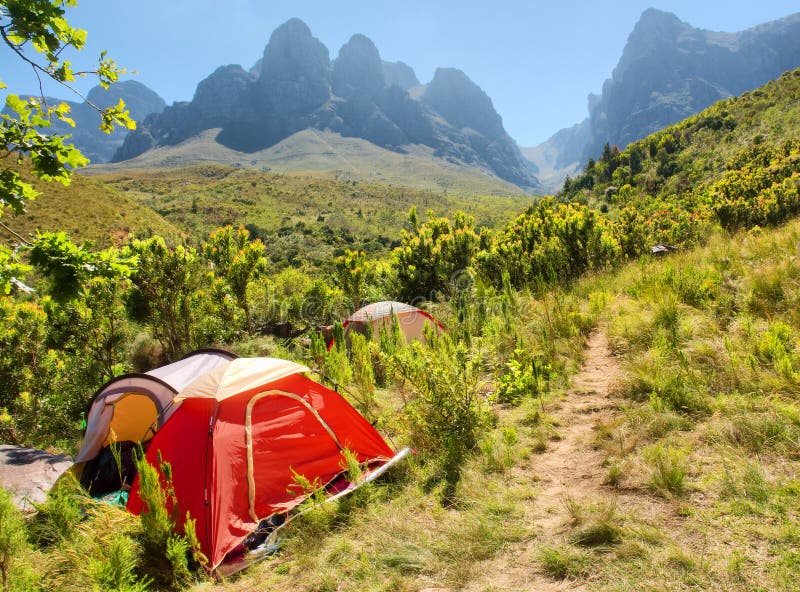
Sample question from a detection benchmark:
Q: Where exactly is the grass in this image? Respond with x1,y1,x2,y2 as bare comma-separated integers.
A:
0,156,181,248
645,444,689,497
537,545,592,579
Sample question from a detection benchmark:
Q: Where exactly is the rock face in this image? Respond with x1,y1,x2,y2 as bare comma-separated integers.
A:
259,18,332,114
382,60,420,91
586,9,800,157
23,80,166,163
113,18,539,190
526,9,800,192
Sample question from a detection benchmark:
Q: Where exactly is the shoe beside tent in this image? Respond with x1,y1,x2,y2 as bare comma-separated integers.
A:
329,300,444,349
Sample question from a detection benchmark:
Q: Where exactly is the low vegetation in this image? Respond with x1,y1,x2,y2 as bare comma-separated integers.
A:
93,165,530,270
2,67,800,592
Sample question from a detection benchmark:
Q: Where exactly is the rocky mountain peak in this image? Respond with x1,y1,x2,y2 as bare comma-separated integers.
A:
332,34,384,99
112,18,539,189
258,17,331,115
382,60,419,91
192,65,256,122
614,9,695,76
423,68,504,139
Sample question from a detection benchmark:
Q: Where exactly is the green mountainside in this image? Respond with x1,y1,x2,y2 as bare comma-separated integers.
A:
93,164,530,269
559,68,800,247
0,158,180,247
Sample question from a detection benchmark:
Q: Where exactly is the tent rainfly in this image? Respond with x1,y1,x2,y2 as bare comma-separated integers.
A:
330,301,444,348
76,349,406,571
75,349,237,467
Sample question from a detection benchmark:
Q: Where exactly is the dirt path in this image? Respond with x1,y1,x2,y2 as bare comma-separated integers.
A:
461,330,625,592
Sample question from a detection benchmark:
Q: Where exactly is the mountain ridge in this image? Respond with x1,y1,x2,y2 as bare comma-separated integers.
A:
111,18,539,191
526,8,800,192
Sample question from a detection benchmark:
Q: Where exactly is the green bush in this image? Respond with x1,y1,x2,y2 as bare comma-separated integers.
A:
135,450,205,587
87,532,151,592
0,488,34,591
495,348,551,405
394,334,493,480
349,333,376,420
28,473,85,547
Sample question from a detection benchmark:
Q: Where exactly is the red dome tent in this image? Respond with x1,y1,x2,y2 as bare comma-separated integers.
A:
123,356,405,571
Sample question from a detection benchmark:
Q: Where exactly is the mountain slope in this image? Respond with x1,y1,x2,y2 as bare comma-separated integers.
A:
111,18,539,191
93,163,531,269
14,81,167,164
95,128,525,196
526,9,800,192
0,157,180,247
560,68,800,246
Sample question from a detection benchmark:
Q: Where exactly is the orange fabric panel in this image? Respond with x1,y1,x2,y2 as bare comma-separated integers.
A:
104,394,158,446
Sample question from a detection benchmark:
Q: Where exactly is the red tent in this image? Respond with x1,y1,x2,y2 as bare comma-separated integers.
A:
124,357,401,570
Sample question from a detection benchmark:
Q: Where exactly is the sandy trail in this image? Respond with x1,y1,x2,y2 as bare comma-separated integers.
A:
459,330,625,592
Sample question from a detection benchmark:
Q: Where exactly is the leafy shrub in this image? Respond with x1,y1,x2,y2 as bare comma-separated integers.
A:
28,473,85,547
135,449,205,586
203,225,268,333
0,488,31,591
495,348,551,405
87,532,151,592
478,197,620,289
0,298,79,447
127,237,237,360
349,333,376,420
394,334,493,480
479,427,519,473
393,208,481,301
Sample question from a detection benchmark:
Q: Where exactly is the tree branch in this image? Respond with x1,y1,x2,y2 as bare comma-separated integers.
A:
0,219,31,246
0,25,96,110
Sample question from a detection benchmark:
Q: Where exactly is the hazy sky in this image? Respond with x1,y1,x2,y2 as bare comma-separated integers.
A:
3,1,798,146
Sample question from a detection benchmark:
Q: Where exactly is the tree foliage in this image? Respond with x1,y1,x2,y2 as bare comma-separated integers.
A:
0,0,134,217
203,225,267,333
394,208,482,301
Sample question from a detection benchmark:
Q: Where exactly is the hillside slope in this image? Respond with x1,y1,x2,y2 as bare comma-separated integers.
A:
560,67,800,246
94,164,531,268
93,128,527,196
0,159,180,247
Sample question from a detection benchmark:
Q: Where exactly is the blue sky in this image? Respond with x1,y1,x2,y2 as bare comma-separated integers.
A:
3,1,799,146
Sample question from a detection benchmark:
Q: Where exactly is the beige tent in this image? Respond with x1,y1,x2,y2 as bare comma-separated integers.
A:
330,301,444,348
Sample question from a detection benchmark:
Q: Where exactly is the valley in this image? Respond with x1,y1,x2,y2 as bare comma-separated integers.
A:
2,3,800,592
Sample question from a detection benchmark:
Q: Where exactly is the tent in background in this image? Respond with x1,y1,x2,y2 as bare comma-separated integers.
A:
329,300,444,348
